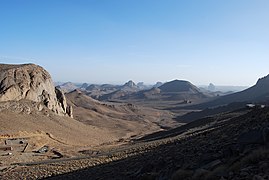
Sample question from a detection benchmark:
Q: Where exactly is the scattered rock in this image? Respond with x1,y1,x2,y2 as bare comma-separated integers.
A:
253,175,265,180
202,159,222,170
238,127,269,146
259,162,269,173
193,168,210,179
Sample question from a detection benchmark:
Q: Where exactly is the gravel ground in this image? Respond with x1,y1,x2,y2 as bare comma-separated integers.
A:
2,108,269,180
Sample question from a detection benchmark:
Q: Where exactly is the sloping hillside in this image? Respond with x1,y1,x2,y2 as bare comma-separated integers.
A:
191,74,269,109
0,101,111,147
66,89,178,139
3,107,269,179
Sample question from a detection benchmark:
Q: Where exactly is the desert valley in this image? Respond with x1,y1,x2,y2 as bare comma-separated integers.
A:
1,1,269,179
0,63,269,179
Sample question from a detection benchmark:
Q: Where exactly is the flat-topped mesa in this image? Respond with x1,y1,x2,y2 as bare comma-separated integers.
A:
0,63,72,117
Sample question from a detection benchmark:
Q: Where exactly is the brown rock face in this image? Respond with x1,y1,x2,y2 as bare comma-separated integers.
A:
0,63,72,117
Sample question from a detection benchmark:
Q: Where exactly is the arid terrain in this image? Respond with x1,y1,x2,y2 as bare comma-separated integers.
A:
0,64,179,174
1,63,269,180
1,0,268,179
2,107,269,180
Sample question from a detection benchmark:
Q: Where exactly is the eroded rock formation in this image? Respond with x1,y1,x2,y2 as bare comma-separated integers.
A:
0,63,72,117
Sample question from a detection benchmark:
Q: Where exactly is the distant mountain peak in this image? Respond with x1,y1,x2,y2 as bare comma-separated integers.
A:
86,84,100,91
62,82,74,85
124,80,136,88
208,83,216,91
153,82,163,88
56,82,78,93
80,83,89,89
159,79,200,93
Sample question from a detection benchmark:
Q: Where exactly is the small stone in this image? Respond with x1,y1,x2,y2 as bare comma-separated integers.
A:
193,168,210,178
37,104,43,111
240,171,249,177
252,175,265,180
259,162,269,173
229,171,234,176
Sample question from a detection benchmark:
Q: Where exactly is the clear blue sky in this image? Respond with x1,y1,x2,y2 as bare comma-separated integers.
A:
0,0,268,86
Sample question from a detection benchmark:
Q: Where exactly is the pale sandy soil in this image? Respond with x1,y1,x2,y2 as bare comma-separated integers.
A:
0,94,180,167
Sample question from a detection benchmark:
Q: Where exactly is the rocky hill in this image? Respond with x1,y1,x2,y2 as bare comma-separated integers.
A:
153,81,163,88
80,83,89,90
116,80,209,102
193,74,269,109
83,81,164,101
95,81,140,101
56,82,79,93
159,80,201,93
123,80,136,88
0,63,72,117
224,74,269,102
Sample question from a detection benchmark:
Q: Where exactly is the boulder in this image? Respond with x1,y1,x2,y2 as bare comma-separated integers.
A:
0,63,72,117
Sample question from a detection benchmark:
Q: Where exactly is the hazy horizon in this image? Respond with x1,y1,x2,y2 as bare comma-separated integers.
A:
54,79,250,88
0,0,268,86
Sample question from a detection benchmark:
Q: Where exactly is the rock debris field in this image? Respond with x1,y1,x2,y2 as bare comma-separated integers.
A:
1,107,269,180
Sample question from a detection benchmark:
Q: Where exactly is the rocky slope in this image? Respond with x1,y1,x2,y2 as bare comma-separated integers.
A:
0,63,72,117
2,107,269,179
193,74,269,109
